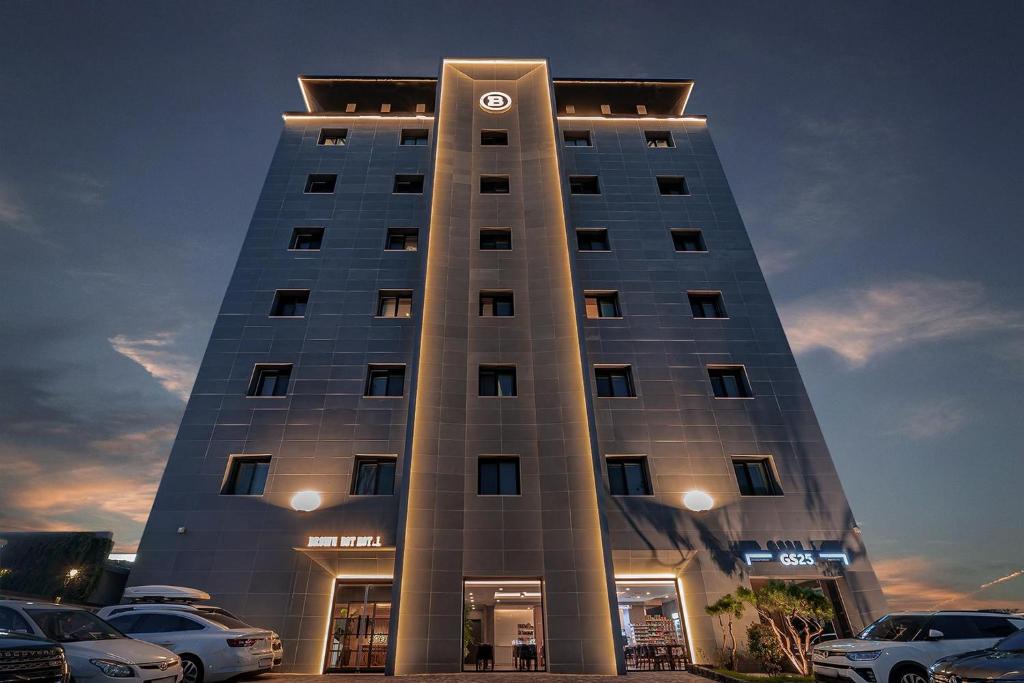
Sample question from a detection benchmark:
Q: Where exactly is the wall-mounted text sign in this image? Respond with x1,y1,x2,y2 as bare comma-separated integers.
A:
743,550,849,567
307,535,383,548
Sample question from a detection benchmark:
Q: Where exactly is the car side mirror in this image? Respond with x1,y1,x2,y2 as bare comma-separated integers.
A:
927,629,945,640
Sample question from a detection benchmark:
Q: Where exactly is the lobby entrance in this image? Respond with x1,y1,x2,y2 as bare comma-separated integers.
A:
463,579,545,671
616,579,689,670
323,581,391,672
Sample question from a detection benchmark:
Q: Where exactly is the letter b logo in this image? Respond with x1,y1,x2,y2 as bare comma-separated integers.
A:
479,91,512,113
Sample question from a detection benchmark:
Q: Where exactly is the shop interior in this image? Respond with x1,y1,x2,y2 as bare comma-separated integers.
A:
616,579,689,670
463,580,545,671
324,582,392,672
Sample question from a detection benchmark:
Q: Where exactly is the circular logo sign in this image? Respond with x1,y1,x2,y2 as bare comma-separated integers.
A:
479,91,512,113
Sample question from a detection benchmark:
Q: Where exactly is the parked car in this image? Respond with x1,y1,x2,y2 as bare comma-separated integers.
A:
100,608,278,683
101,587,242,623
0,630,68,683
929,627,1024,683
0,600,181,683
812,611,1024,683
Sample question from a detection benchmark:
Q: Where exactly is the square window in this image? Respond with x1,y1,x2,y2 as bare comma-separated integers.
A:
352,457,397,495
644,131,674,148
569,175,600,194
733,457,783,496
671,228,707,252
304,174,337,193
708,366,753,398
365,365,406,397
377,290,413,318
400,129,429,146
317,129,347,146
688,291,727,319
393,175,424,193
657,176,688,195
480,175,510,194
584,291,621,318
385,228,419,251
478,457,520,495
479,291,514,317
480,228,512,250
563,130,592,147
270,290,310,317
289,226,324,251
222,456,271,495
481,130,509,145
479,366,517,397
595,366,635,397
576,228,610,251
607,457,652,496
248,365,292,397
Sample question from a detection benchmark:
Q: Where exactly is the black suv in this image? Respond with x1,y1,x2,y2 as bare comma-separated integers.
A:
0,631,67,683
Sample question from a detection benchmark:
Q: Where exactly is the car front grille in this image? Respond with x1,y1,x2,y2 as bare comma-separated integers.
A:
0,647,65,683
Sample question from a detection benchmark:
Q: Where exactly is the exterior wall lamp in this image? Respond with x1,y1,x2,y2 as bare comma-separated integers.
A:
290,490,322,512
682,490,714,512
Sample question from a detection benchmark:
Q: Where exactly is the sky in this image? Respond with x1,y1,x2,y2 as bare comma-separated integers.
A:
1,1,1022,611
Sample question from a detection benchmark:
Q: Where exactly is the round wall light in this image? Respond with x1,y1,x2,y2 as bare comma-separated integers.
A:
682,490,714,512
290,490,322,512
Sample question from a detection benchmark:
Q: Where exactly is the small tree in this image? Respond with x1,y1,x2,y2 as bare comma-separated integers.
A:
737,580,833,676
746,622,785,675
705,592,745,669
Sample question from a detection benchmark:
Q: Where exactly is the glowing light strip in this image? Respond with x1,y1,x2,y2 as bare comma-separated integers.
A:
282,113,435,122
556,115,706,122
444,58,545,65
818,552,851,566
335,574,395,580
744,552,774,565
319,579,338,674
677,83,695,117
676,577,697,658
298,77,314,113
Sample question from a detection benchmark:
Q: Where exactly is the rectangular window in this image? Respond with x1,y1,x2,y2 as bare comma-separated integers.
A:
688,291,727,319
576,228,610,251
393,174,424,193
478,457,520,495
248,365,292,397
305,174,337,194
569,175,600,194
671,228,707,252
595,366,635,397
479,366,517,397
708,366,752,398
480,130,509,145
563,130,592,147
400,129,429,146
480,228,512,250
385,227,419,251
479,291,514,317
352,457,397,495
733,458,782,496
318,129,347,146
376,290,412,318
365,366,405,397
289,226,324,251
271,290,310,317
223,456,271,496
657,176,689,195
480,175,510,194
584,291,621,318
607,457,652,496
644,131,674,148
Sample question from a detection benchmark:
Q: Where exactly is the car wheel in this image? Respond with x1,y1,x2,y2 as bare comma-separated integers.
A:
181,655,204,683
892,665,928,683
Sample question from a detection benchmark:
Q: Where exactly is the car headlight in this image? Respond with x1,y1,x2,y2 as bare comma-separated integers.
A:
846,651,883,661
90,659,135,678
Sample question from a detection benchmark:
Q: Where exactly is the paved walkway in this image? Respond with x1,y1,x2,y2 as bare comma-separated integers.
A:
256,672,704,683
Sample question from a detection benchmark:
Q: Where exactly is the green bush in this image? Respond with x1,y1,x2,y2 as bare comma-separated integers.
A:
747,622,786,675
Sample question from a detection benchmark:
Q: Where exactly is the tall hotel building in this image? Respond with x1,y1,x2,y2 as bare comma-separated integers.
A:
132,59,886,675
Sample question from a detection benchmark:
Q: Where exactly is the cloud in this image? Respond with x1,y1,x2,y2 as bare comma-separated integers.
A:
874,556,970,610
780,278,1023,366
895,398,969,440
0,183,31,230
109,332,198,400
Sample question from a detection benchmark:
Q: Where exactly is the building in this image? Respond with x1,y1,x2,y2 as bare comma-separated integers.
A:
131,58,887,675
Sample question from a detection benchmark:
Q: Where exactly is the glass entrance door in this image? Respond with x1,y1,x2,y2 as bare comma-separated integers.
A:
324,582,392,672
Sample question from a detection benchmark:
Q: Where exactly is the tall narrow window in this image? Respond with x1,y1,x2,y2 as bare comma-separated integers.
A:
569,175,600,194
657,176,688,195
480,175,510,194
481,130,509,145
595,366,635,397
576,228,610,251
393,175,424,193
671,228,706,252
385,228,418,251
479,291,514,317
478,457,520,495
708,366,752,398
222,456,271,495
400,129,429,146
480,228,512,250
607,458,652,496
305,174,337,193
688,291,727,319
377,290,413,318
248,365,292,397
352,457,397,495
584,291,621,318
479,366,517,397
270,290,310,317
733,458,783,496
318,129,347,146
365,366,405,397
644,131,674,148
563,130,592,147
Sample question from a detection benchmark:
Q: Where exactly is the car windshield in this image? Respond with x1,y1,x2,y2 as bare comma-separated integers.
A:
197,612,250,630
27,609,124,643
858,615,929,642
995,629,1024,652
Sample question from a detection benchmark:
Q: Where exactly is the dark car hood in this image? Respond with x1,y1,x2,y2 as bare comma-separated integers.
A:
942,650,1024,679
0,632,59,649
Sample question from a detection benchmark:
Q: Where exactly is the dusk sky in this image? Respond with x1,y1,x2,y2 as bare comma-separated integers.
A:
1,1,1022,610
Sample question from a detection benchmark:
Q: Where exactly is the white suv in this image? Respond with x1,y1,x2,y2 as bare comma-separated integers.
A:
813,612,1024,683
